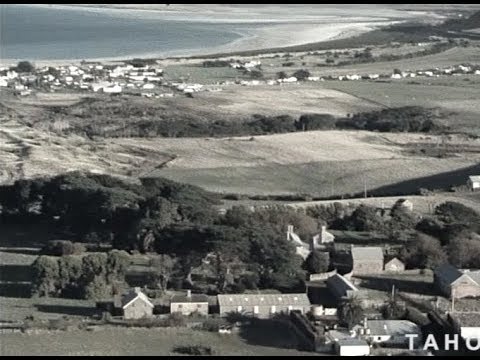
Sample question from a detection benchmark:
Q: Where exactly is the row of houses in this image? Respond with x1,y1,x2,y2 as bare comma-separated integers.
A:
98,288,312,320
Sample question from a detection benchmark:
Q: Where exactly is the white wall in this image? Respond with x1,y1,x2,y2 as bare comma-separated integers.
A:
339,345,370,356
461,327,480,340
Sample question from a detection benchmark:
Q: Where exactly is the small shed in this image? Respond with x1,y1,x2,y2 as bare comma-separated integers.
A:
384,257,405,273
468,176,480,191
121,288,154,319
335,339,370,356
170,290,209,316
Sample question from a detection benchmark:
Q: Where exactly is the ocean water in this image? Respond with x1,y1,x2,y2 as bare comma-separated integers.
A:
0,4,263,60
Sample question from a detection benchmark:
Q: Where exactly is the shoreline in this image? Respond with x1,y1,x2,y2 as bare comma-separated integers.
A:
0,21,400,68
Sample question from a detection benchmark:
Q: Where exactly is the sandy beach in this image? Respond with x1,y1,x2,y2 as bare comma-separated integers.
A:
0,4,445,66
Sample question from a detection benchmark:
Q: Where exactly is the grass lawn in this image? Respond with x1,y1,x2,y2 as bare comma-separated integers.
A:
0,325,321,356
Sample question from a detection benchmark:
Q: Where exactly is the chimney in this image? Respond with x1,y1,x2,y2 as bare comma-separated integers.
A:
187,289,191,298
134,287,141,294
321,225,327,233
363,317,368,328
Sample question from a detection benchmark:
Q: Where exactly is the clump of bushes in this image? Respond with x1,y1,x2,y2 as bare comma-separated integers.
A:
40,240,86,256
173,345,214,356
202,60,230,67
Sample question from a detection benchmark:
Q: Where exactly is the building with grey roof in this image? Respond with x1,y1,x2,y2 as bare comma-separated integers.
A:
448,312,480,342
170,290,209,316
434,264,480,299
121,287,154,319
353,319,422,347
326,273,358,300
350,246,384,275
217,293,311,318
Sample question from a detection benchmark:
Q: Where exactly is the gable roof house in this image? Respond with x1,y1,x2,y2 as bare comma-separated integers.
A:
384,257,405,273
434,264,480,299
121,287,154,319
170,290,209,315
217,293,311,318
326,273,358,300
350,246,384,275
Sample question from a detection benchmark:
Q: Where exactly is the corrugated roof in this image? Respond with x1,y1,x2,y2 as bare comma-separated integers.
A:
450,312,480,327
217,293,310,307
434,264,462,285
351,247,384,261
364,320,420,336
171,294,209,304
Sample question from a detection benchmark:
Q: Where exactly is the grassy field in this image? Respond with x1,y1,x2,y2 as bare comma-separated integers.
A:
0,326,320,356
110,131,480,197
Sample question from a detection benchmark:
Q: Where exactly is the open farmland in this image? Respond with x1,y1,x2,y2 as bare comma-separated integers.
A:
0,326,319,356
113,131,480,197
323,75,480,135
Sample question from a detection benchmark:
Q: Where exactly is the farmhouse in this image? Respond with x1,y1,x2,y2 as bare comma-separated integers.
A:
121,287,154,319
384,257,405,273
434,264,480,299
217,293,311,318
468,176,480,191
350,246,384,275
170,290,209,316
334,339,370,356
353,319,422,347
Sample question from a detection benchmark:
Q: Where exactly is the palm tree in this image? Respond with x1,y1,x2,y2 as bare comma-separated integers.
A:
338,295,364,329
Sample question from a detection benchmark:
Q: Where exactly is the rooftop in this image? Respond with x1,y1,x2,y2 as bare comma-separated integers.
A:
336,339,370,347
121,288,154,309
171,293,209,304
217,293,310,307
469,175,480,182
450,312,480,327
351,247,384,261
360,320,421,336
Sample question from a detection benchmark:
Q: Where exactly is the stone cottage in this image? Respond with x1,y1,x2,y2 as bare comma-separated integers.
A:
434,264,480,299
170,290,209,316
350,246,384,275
121,287,154,319
217,293,311,318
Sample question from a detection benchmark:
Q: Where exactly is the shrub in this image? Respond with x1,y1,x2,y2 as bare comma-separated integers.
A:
166,312,186,327
201,317,228,332
15,61,35,73
292,69,311,81
173,345,214,356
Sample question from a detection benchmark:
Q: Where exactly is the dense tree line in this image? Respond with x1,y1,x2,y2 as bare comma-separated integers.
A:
5,173,478,299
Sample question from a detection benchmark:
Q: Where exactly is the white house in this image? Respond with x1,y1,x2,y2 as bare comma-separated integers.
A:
142,83,155,90
468,176,480,191
0,78,8,87
335,339,370,356
391,73,402,79
103,84,122,93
